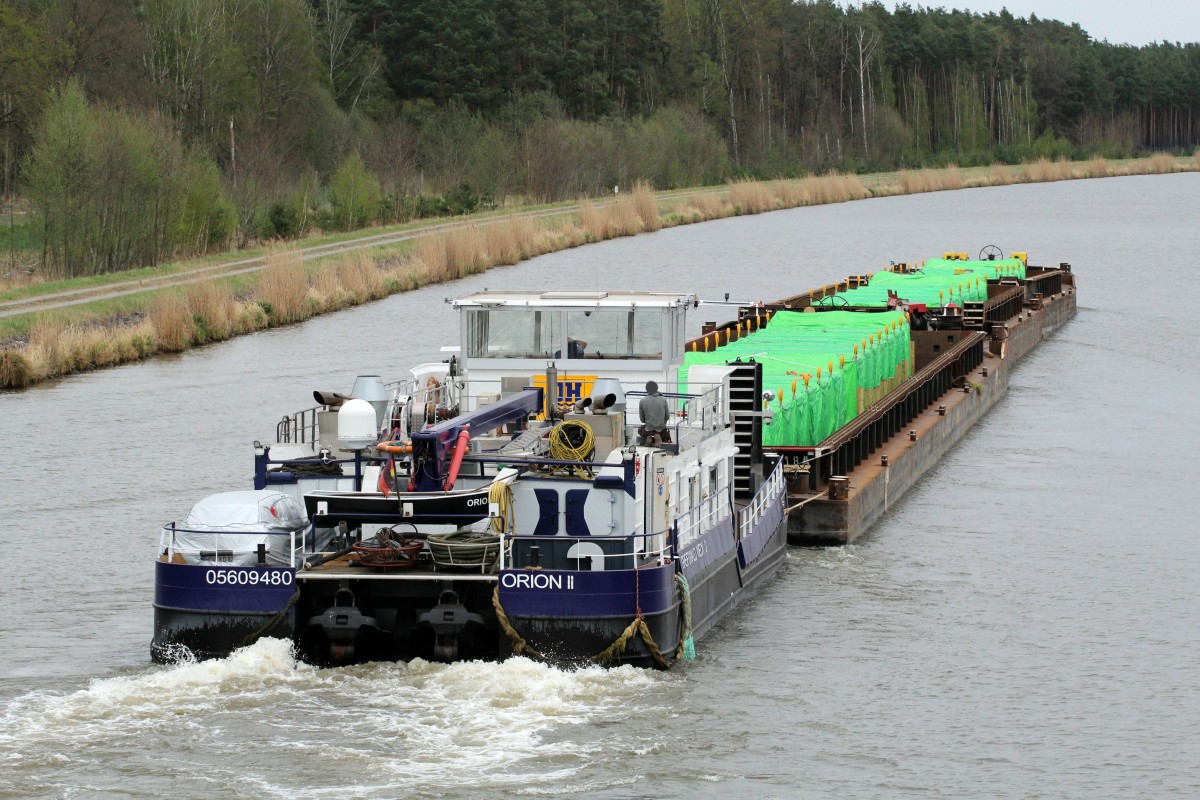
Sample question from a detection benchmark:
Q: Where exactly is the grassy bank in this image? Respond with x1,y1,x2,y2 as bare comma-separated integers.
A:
1,153,1195,390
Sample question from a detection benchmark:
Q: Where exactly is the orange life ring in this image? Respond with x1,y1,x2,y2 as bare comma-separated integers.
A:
376,438,412,455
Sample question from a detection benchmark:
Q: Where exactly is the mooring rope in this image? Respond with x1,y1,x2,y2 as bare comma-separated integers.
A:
239,588,301,648
491,582,680,670
676,573,696,661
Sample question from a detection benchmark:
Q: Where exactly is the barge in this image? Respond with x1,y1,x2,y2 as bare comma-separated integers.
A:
151,249,1075,666
683,249,1076,543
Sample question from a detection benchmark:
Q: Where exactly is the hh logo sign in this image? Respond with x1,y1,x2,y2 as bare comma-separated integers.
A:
531,374,598,415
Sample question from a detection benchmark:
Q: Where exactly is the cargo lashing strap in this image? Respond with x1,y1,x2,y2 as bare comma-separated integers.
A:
491,572,696,669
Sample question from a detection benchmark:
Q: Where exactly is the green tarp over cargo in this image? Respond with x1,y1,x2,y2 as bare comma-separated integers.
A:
816,257,1025,308
679,309,911,447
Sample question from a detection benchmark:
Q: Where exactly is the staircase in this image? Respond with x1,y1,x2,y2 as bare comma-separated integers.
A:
726,360,763,499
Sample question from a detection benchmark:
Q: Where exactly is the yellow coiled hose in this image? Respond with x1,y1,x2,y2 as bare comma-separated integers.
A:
547,421,595,479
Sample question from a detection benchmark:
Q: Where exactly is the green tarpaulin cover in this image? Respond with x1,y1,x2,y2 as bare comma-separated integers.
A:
815,257,1024,308
680,309,910,446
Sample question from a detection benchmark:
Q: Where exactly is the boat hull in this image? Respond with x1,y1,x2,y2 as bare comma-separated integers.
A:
303,488,491,527
498,515,788,667
151,560,296,662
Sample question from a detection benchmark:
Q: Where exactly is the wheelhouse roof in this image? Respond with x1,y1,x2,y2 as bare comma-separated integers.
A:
451,290,697,309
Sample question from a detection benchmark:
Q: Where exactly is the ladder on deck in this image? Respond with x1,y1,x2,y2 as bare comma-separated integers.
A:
963,301,985,329
726,361,763,499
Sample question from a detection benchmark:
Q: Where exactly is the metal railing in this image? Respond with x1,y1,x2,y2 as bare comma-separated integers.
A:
498,530,673,572
276,375,457,444
622,381,725,449
736,457,785,541
674,492,734,548
160,524,306,568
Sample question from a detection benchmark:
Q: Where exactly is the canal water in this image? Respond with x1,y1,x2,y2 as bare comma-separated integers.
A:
1,174,1197,799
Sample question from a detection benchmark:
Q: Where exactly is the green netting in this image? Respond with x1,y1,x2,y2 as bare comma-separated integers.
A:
817,257,1025,308
679,309,910,446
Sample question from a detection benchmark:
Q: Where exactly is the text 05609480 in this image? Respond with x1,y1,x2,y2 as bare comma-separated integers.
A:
204,569,293,587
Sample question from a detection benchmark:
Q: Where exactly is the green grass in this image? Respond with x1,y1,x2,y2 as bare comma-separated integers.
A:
0,272,259,342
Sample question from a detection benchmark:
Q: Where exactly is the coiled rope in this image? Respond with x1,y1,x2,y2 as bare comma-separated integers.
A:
491,571,697,669
488,479,514,534
427,530,504,571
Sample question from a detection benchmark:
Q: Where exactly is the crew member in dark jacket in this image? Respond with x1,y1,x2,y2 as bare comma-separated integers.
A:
638,380,671,444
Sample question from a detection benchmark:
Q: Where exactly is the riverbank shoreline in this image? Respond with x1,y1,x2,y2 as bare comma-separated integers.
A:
1,153,1193,390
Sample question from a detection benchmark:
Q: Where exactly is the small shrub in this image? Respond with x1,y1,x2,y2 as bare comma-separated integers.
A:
328,152,382,231
267,201,302,238
445,182,483,215
413,194,450,218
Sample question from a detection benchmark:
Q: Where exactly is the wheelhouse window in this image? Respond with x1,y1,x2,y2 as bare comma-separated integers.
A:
565,308,662,359
465,309,559,358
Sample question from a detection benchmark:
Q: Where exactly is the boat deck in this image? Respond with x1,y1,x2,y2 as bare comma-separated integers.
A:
298,551,499,582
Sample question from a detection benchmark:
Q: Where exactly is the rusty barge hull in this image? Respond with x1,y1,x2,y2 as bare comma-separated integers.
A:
783,270,1077,545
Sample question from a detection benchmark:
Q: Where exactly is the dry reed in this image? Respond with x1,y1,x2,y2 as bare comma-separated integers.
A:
512,216,554,257
989,164,1014,185
482,218,524,265
897,169,925,194
339,251,386,302
801,172,869,204
611,193,645,236
941,165,964,190
1021,158,1057,182
446,225,486,276
419,225,486,282
1146,152,1176,174
415,235,449,282
690,192,726,219
774,180,806,207
186,280,236,341
149,292,194,352
311,266,346,311
728,179,774,214
577,200,611,241
257,250,310,324
1085,155,1108,178
0,347,33,388
631,182,661,232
